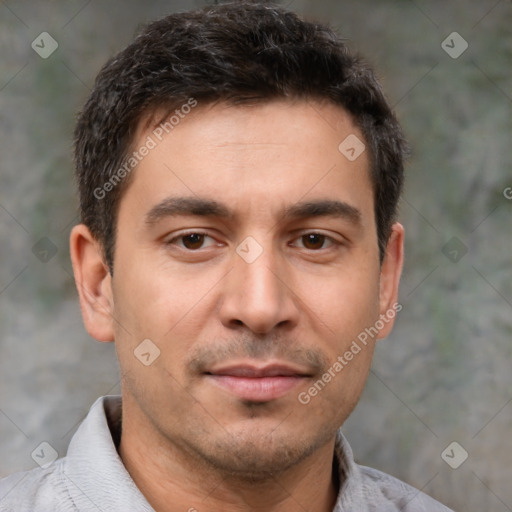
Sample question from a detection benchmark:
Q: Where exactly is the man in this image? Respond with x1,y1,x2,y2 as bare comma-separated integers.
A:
0,2,453,511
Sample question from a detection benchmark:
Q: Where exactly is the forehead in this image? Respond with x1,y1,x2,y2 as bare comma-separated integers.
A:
121,99,373,225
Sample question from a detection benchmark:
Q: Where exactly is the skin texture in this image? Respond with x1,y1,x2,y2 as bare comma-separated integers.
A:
70,99,404,512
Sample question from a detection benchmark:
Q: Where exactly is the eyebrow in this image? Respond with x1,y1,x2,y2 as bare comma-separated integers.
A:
145,196,361,226
283,200,361,225
145,197,231,225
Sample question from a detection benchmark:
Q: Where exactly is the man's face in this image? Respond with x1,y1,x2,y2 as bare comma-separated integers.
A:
80,100,402,477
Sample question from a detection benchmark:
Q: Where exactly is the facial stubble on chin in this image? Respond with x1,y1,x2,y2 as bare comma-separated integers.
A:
170,333,340,481
178,402,338,483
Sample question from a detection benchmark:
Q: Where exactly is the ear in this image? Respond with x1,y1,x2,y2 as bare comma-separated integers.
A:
70,224,115,342
377,222,404,340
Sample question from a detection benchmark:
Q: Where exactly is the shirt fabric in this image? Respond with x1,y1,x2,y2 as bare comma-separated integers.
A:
0,395,453,512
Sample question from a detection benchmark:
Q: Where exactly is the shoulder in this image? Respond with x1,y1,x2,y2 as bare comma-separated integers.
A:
334,431,453,511
357,464,453,512
0,459,74,512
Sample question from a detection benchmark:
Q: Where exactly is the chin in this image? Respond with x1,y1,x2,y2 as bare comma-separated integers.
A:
183,422,333,480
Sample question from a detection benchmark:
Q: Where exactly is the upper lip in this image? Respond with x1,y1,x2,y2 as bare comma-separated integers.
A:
205,363,311,378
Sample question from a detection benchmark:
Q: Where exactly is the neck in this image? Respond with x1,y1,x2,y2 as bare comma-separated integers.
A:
118,397,339,512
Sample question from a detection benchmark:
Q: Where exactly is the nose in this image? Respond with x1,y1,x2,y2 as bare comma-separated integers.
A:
218,242,300,334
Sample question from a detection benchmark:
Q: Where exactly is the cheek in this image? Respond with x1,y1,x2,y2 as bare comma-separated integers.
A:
110,258,221,359
297,265,381,344
293,266,380,409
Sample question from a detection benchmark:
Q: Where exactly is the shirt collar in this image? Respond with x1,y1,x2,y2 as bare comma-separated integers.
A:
63,395,154,511
332,430,369,511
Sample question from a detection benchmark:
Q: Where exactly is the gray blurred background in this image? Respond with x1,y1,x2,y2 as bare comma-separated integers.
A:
0,1,511,510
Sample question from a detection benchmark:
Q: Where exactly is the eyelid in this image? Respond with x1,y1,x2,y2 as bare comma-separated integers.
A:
165,230,221,248
289,230,343,249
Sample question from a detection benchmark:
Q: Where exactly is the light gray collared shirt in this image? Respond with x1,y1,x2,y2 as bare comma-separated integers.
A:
0,396,453,511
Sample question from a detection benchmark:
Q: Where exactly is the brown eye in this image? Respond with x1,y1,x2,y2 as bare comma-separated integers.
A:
182,233,205,250
166,231,221,253
301,233,326,250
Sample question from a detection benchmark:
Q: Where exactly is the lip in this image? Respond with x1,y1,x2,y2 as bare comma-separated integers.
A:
205,363,311,402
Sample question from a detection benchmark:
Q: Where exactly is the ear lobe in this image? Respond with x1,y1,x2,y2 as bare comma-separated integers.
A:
377,222,404,340
70,224,115,342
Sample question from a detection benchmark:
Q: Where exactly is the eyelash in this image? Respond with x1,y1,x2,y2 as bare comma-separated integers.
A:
166,231,341,251
166,231,219,250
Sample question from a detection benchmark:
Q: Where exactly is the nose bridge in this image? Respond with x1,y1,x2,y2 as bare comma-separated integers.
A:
219,237,298,333
240,245,280,301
